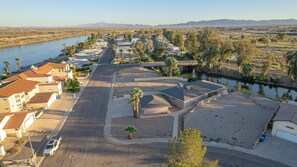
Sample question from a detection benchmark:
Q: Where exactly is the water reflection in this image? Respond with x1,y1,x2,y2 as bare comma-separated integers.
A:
184,73,297,102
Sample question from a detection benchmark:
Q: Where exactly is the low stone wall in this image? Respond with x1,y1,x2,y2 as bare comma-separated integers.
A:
134,77,187,82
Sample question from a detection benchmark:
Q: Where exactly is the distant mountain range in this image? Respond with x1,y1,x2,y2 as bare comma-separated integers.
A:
78,19,297,28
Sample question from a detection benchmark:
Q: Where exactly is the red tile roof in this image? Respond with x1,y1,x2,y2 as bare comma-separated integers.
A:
0,79,39,97
3,111,34,129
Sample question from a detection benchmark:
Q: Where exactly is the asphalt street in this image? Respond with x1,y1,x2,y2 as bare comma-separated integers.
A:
41,44,290,167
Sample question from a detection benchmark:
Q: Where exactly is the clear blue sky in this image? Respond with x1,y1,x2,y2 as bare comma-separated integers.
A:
1,0,296,27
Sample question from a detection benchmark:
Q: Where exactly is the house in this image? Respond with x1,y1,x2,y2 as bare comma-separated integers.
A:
39,81,63,95
140,94,171,115
272,102,297,143
0,79,40,112
3,62,73,84
160,80,225,108
27,92,57,109
3,69,53,83
37,62,73,79
3,111,36,138
0,114,13,141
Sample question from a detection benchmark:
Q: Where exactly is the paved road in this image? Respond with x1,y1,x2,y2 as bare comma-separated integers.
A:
41,44,290,167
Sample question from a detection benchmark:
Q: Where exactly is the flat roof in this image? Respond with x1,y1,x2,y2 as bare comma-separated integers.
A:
274,103,297,124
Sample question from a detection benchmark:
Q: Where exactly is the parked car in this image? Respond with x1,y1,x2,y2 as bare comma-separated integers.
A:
43,136,62,156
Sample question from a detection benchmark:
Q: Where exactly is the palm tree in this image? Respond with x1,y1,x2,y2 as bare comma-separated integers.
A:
3,61,10,75
165,57,178,77
128,48,132,63
15,57,21,72
62,43,66,56
125,125,138,139
129,88,143,118
119,49,124,64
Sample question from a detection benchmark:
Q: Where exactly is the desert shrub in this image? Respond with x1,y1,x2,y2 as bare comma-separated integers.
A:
66,87,80,93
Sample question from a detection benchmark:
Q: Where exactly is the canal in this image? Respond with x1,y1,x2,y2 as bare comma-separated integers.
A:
0,36,87,73
183,73,297,102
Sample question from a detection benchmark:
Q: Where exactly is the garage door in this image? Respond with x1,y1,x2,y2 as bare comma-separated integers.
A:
276,130,297,143
24,115,35,130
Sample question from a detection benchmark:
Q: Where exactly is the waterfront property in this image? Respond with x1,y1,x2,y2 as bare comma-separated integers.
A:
272,102,297,143
0,79,40,112
184,92,280,148
160,80,225,108
140,94,171,115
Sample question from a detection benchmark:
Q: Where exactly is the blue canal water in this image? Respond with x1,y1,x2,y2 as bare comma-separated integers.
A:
0,36,87,73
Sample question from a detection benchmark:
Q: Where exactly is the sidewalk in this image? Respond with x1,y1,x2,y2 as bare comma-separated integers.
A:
14,64,98,167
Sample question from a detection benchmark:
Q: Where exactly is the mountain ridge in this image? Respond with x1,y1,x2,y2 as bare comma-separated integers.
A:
77,19,297,28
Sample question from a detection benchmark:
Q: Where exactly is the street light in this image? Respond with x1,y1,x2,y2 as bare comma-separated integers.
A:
28,132,37,167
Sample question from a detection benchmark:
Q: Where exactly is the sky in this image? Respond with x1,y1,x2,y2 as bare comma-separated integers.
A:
0,0,297,27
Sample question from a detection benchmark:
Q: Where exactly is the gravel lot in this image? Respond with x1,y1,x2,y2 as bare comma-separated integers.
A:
111,116,174,139
114,67,187,97
185,92,280,148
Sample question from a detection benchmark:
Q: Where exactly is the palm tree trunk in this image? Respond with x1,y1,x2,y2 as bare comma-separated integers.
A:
169,67,172,77
134,97,140,118
17,63,21,72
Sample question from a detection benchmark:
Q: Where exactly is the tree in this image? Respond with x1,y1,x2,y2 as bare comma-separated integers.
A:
174,33,185,51
277,32,286,41
164,129,218,167
129,88,143,118
62,43,66,56
68,45,77,56
242,63,254,77
151,45,165,60
127,48,132,63
185,32,199,53
3,61,10,75
285,51,297,81
234,40,256,72
124,125,138,139
219,41,233,71
15,57,22,72
261,54,272,76
165,57,178,77
65,78,80,89
197,28,222,69
290,38,297,48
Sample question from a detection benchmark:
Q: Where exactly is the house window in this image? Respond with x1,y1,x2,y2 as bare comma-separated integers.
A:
25,92,28,95
3,99,7,101
16,99,21,103
21,94,24,98
285,126,294,130
5,108,9,110
15,95,20,98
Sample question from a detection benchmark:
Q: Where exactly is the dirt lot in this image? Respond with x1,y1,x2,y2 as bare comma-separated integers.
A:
185,92,280,148
111,116,174,139
114,67,187,97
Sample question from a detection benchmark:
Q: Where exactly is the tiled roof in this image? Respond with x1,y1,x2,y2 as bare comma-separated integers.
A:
28,92,54,103
53,76,68,81
274,103,297,125
4,69,50,82
38,62,67,74
3,111,34,129
0,79,39,97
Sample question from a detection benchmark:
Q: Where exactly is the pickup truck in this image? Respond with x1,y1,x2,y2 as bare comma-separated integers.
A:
43,136,62,156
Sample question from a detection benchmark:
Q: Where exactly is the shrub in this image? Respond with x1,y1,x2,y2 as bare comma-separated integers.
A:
188,77,199,82
8,147,19,155
66,87,80,93
16,138,25,145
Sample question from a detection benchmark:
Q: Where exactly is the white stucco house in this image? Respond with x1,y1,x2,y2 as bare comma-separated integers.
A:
272,102,297,143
